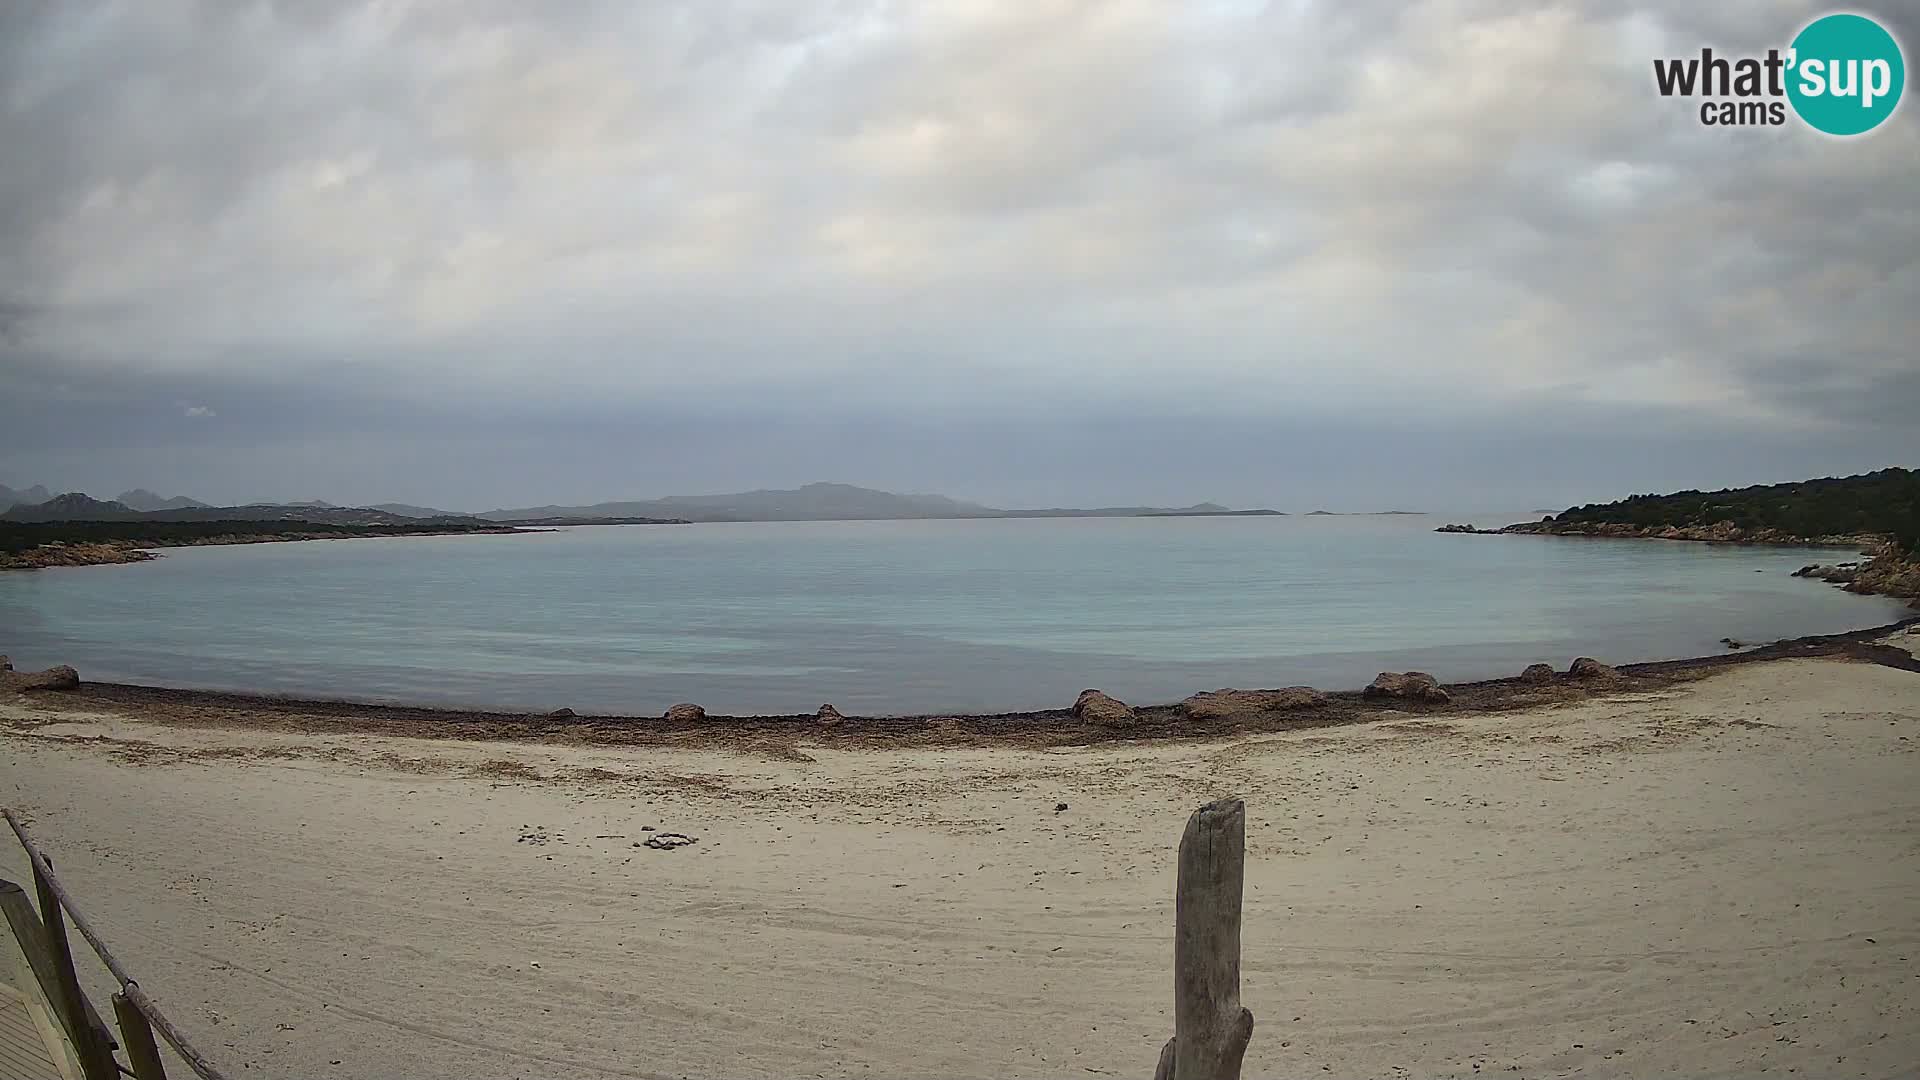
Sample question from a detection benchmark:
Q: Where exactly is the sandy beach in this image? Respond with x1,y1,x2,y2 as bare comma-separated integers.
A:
2,642,1917,1079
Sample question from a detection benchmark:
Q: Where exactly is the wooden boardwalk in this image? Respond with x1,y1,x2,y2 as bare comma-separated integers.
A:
0,913,80,1080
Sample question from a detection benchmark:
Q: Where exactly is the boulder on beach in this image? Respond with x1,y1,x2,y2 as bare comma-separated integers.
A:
1520,663,1556,684
1181,687,1327,719
547,707,576,719
664,702,706,722
816,703,845,725
1567,657,1618,679
0,655,10,671
1363,671,1451,704
1071,689,1136,726
4,665,79,692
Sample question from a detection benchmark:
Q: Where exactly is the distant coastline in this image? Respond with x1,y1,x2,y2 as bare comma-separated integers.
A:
0,519,537,571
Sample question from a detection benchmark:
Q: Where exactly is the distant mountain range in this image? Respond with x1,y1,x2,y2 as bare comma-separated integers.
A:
1,493,481,527
473,483,1282,522
0,481,1286,525
115,489,212,512
0,483,51,511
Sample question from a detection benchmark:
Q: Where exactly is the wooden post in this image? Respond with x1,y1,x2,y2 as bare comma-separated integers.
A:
115,992,170,1079
1153,798,1253,1080
33,860,118,1080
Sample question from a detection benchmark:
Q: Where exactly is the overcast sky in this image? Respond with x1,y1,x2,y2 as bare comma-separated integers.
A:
2,1,1914,512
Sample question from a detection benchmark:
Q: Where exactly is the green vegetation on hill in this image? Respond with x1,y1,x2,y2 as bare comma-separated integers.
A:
1552,468,1920,554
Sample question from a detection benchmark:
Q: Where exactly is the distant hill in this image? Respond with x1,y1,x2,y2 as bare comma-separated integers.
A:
1,492,493,529
0,483,52,511
367,502,460,518
481,483,1277,523
3,493,143,521
10,481,1279,527
997,503,1283,518
1529,468,1920,554
115,489,211,512
484,482,999,522
138,503,487,527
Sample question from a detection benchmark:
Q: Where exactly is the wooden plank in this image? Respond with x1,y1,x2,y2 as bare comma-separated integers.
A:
26,873,100,1080
113,994,167,1080
0,963,78,1080
0,885,110,1080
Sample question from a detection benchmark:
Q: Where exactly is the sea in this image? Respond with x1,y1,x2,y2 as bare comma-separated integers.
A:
0,516,1908,715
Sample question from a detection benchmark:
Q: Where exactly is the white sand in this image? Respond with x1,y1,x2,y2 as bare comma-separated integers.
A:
1,655,1917,1079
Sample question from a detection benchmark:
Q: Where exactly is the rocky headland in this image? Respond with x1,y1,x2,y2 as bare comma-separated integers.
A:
1438,519,1879,547
1436,468,1920,605
0,521,531,571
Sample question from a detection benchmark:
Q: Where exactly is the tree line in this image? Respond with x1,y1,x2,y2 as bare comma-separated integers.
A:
1551,468,1919,555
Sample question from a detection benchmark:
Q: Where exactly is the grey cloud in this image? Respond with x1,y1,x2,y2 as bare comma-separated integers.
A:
1,1,1914,506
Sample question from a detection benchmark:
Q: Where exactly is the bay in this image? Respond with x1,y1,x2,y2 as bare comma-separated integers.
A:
0,516,1905,714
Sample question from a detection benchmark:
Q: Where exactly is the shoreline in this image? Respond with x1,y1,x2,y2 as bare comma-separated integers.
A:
12,615,1918,748
3,627,1917,1077
0,524,538,570
1435,520,1882,547
1434,523,1920,604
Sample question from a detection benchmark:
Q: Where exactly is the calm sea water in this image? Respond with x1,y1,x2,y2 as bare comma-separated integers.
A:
0,517,1907,715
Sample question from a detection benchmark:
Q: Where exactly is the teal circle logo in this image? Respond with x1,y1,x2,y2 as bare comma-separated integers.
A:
1787,13,1905,135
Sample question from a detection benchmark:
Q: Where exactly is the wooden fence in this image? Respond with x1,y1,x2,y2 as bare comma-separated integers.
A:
3,809,230,1080
4,799,1255,1080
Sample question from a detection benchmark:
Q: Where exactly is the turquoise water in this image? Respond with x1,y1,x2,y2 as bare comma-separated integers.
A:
0,517,1907,714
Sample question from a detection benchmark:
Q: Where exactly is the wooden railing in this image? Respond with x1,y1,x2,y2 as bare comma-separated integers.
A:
3,798,1255,1080
3,809,231,1080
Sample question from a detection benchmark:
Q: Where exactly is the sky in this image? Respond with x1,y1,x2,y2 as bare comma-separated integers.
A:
1,0,1915,513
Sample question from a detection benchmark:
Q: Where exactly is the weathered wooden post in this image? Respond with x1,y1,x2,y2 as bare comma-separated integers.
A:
1153,798,1253,1080
34,857,119,1080
114,992,170,1079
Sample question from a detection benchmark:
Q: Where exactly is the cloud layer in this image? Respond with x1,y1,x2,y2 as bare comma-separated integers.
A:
2,1,1914,508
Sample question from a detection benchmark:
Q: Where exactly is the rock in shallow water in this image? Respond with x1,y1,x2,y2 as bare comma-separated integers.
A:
664,702,706,722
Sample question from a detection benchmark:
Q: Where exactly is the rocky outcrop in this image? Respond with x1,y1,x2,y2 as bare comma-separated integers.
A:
1519,663,1556,683
3,665,79,692
1180,687,1327,719
1434,523,1483,534
1362,671,1451,704
1841,554,1920,600
1071,689,1136,725
1793,553,1920,604
0,542,158,570
816,703,845,725
1493,518,1879,547
664,703,706,722
1567,657,1618,679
